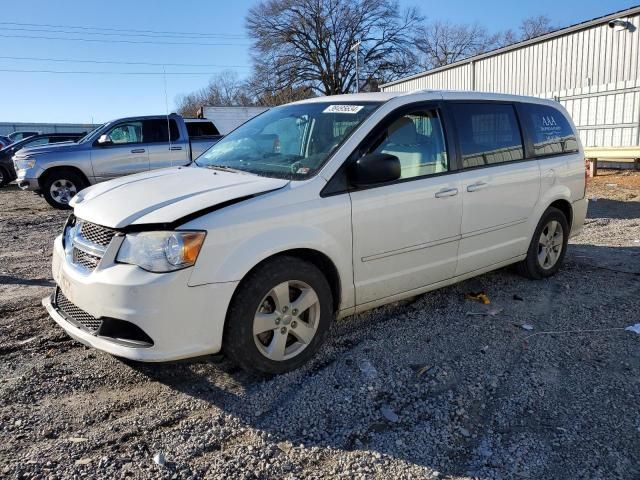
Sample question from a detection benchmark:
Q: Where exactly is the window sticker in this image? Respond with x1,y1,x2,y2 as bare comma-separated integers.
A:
323,105,364,114
539,115,562,139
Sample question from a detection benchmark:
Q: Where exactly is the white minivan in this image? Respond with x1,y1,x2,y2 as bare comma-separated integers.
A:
44,91,588,374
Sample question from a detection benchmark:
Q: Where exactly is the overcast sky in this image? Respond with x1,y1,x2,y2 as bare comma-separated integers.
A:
0,0,635,123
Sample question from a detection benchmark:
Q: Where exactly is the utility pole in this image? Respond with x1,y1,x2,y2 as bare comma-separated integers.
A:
350,40,361,93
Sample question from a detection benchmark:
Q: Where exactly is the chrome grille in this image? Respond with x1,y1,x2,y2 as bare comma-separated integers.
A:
72,248,101,270
66,220,117,273
54,288,102,333
80,222,116,248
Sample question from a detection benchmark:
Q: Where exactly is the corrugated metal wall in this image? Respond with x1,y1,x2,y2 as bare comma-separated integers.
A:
0,122,98,136
383,10,640,148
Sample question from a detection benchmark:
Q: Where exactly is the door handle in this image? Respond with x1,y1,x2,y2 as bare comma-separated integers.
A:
466,181,488,192
170,146,183,151
130,148,146,153
434,187,459,198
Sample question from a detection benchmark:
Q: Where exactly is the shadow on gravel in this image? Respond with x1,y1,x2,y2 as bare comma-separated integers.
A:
0,275,55,287
587,198,640,219
568,244,640,275
123,243,640,478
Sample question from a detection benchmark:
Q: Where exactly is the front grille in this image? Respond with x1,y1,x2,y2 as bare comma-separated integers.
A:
54,288,102,333
72,248,101,270
65,220,118,273
80,222,116,248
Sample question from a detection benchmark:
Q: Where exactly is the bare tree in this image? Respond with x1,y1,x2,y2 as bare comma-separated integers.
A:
243,51,316,106
414,21,500,69
175,71,254,116
520,14,555,40
495,15,556,48
496,28,519,48
175,92,204,117
246,0,422,95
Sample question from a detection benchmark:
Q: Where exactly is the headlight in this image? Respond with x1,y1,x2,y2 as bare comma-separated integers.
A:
14,157,36,169
116,231,206,273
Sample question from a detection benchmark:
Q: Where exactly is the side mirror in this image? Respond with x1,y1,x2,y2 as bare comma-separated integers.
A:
349,153,401,187
97,134,112,146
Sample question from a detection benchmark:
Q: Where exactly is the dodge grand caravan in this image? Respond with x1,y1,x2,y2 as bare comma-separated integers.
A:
44,91,588,374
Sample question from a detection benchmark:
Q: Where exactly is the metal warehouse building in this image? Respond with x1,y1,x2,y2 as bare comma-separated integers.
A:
382,6,640,151
0,122,97,136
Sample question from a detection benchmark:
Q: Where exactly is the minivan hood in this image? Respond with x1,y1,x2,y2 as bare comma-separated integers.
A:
72,166,289,229
17,141,80,156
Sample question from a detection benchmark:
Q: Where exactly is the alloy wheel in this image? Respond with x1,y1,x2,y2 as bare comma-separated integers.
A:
253,280,321,362
49,179,77,205
537,220,564,270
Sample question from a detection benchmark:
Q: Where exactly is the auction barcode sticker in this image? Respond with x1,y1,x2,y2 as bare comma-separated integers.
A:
323,105,364,114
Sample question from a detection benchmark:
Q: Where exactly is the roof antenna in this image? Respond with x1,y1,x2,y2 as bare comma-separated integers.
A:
163,65,173,167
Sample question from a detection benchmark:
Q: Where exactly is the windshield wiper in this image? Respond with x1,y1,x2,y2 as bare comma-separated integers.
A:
205,165,246,174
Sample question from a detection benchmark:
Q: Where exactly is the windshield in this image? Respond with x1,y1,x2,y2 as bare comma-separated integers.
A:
195,102,380,179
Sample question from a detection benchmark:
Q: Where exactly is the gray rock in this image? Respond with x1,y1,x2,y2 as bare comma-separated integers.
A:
380,406,399,423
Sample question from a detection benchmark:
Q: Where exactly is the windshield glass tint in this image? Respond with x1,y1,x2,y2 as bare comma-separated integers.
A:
195,102,380,179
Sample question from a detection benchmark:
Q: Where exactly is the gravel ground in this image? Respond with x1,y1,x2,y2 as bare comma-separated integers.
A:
1,182,639,480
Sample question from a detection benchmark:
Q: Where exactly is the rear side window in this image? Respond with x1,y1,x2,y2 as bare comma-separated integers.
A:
24,137,50,147
451,103,524,168
50,136,74,143
521,104,579,156
143,119,180,143
186,121,220,137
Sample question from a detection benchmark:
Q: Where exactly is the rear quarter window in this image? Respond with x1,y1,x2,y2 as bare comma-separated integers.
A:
521,103,579,156
186,121,220,137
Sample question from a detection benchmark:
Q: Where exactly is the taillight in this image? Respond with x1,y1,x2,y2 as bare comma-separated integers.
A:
584,157,589,197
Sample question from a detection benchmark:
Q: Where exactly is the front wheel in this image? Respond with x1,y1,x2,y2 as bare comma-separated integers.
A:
223,256,333,374
42,169,85,209
517,207,569,279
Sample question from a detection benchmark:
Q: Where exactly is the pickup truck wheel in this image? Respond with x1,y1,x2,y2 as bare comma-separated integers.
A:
224,256,333,374
42,170,85,209
517,207,569,279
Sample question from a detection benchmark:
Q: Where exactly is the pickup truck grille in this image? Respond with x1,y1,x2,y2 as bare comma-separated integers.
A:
54,288,102,333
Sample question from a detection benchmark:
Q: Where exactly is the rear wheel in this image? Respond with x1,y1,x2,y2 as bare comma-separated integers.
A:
0,167,8,187
42,169,86,209
223,256,333,374
517,207,569,279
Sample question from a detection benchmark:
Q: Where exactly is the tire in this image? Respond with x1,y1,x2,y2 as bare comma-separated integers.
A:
223,256,334,374
42,169,86,210
517,207,569,279
0,167,8,187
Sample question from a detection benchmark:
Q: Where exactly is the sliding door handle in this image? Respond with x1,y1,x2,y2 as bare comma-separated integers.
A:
467,181,488,192
435,187,459,198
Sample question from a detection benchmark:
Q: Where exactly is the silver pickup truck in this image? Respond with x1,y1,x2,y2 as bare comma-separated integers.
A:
14,114,221,209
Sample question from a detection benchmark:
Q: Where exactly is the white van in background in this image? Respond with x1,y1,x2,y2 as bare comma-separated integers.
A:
44,91,587,374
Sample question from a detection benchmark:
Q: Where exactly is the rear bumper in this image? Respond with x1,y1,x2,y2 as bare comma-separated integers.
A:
570,197,588,238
